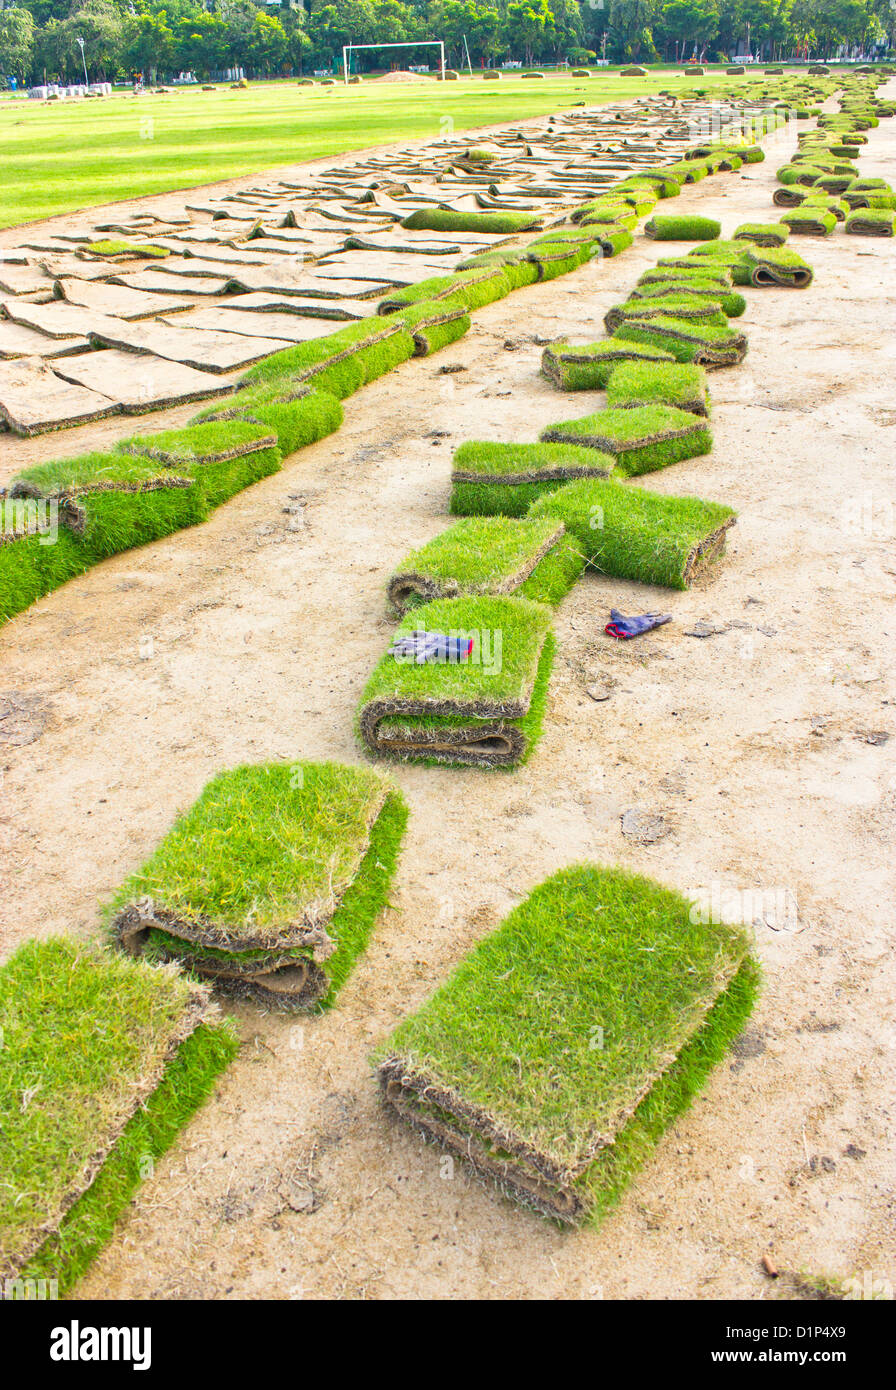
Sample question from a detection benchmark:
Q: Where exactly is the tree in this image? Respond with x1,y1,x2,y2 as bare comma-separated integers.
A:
124,11,175,77
248,10,288,74
64,0,127,80
0,7,35,81
655,0,719,60
503,0,556,64
607,0,661,61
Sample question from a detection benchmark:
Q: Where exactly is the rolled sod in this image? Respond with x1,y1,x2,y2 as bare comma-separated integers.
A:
776,163,830,187
116,420,282,509
604,295,728,335
797,194,849,222
540,405,712,477
376,266,523,315
357,594,554,769
772,185,811,208
605,361,709,417
239,318,414,399
541,339,676,392
189,382,342,458
843,190,896,210
450,441,617,518
528,478,735,588
0,937,237,1293
644,215,721,241
395,301,471,356
628,278,746,318
594,228,634,258
779,208,837,236
845,209,895,237
112,762,407,1010
376,863,757,1225
399,209,541,234
743,247,813,288
523,237,593,281
611,316,749,369
388,516,581,613
733,222,790,247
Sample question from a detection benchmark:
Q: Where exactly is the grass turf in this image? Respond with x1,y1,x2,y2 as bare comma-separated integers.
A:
387,516,569,612
644,215,721,241
239,318,415,399
376,863,756,1224
541,339,676,392
628,278,746,318
732,222,790,246
611,316,748,368
190,383,343,458
604,360,709,416
779,208,837,236
845,208,895,236
115,419,282,508
540,405,712,476
110,761,406,1010
400,209,541,234
527,477,735,588
0,936,236,1289
358,593,554,769
450,440,617,517
604,294,728,334
743,246,814,287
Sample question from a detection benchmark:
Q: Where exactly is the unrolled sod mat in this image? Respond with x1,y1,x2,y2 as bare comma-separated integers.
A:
387,516,583,613
112,762,407,1010
0,937,237,1294
358,594,554,768
376,864,757,1225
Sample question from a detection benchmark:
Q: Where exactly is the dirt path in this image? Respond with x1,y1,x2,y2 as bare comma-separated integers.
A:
1,96,894,1301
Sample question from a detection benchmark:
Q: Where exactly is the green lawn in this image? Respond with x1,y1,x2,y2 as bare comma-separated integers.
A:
0,69,776,229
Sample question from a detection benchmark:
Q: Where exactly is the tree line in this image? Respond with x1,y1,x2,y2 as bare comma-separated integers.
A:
0,0,892,87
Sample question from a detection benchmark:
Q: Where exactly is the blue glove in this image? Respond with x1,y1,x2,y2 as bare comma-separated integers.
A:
390,630,474,663
605,609,672,640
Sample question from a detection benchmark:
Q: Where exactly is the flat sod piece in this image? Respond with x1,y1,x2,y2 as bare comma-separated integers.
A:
0,357,120,436
376,863,756,1225
743,247,814,287
387,516,581,613
450,440,617,518
644,215,721,241
52,350,233,414
732,222,790,247
190,382,343,459
605,361,709,417
358,594,554,769
0,937,236,1293
604,295,728,334
541,405,712,476
627,278,746,318
527,478,735,588
88,319,289,374
845,209,895,237
611,316,749,368
112,762,407,1011
116,420,281,508
541,339,676,391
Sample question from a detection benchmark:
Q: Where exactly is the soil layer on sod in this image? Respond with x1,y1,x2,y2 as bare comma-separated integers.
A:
111,762,407,1010
450,441,617,517
377,863,756,1225
358,594,554,769
528,478,735,589
540,405,713,476
0,937,236,1291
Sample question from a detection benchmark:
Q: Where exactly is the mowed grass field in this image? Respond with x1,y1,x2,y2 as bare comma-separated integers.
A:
0,68,780,229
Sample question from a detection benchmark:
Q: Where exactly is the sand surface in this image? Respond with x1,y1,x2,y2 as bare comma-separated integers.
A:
1,91,894,1301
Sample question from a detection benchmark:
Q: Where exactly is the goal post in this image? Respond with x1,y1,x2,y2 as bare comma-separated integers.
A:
342,41,446,85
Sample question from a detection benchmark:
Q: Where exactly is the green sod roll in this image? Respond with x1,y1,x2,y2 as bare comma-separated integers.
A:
239,318,414,399
733,222,790,246
528,478,734,588
604,294,728,335
644,215,721,241
376,266,518,314
387,516,580,613
845,208,895,236
612,316,749,368
779,208,837,236
541,339,676,392
605,360,709,416
0,937,237,1293
112,761,407,1010
450,441,617,517
399,209,541,234
393,300,471,356
540,404,712,476
628,278,746,318
376,863,757,1225
190,383,343,458
116,419,282,509
357,594,554,769
743,246,814,287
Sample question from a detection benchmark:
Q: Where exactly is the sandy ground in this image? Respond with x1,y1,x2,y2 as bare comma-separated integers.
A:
1,94,894,1302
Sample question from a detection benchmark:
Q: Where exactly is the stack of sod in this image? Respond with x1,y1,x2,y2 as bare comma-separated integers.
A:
540,405,712,476
845,209,895,237
743,246,814,287
576,204,638,231
604,295,728,335
399,209,541,234
733,222,790,247
189,382,343,458
450,441,617,517
779,208,837,235
528,478,735,588
592,227,635,258
605,360,709,417
611,316,748,368
523,234,594,281
357,594,553,769
541,339,676,392
115,420,282,510
644,215,721,241
628,278,746,318
685,240,753,283
387,516,583,613
376,864,757,1225
112,762,407,1010
0,937,237,1294
1,451,209,623
239,316,415,400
